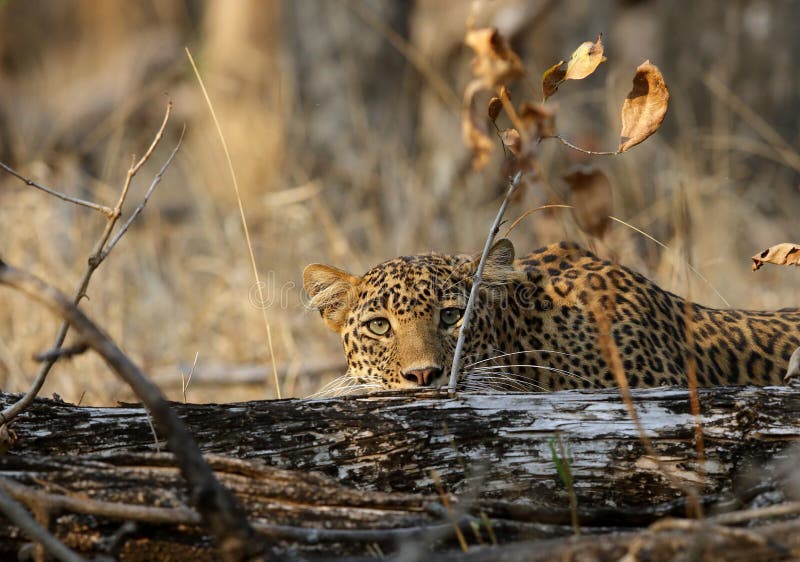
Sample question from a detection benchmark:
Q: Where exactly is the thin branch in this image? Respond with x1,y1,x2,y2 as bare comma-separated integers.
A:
447,172,523,393
185,47,281,399
540,134,618,156
33,342,89,363
0,485,86,562
99,124,185,261
0,161,114,217
0,101,176,427
0,261,267,561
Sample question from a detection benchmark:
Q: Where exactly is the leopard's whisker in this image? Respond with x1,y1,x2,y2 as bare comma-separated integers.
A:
465,349,575,368
470,363,597,388
463,374,551,392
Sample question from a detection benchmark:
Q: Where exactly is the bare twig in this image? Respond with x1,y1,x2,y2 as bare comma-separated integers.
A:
540,134,618,156
447,172,523,393
185,47,282,399
0,485,86,562
99,124,185,261
0,261,267,561
0,161,114,217
0,101,177,427
33,342,89,363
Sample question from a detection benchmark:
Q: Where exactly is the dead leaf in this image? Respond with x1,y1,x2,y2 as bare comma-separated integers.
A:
564,166,612,239
752,243,800,271
488,96,503,123
499,128,522,158
619,61,669,153
462,80,494,170
465,27,524,88
565,34,606,81
518,101,556,139
542,60,566,100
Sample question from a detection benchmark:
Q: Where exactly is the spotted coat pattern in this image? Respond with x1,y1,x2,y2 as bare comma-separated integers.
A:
303,241,800,391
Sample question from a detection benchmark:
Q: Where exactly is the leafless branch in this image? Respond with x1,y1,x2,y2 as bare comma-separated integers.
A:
540,134,618,156
0,101,177,427
0,259,266,560
0,160,114,217
0,485,86,562
447,172,523,392
33,342,89,363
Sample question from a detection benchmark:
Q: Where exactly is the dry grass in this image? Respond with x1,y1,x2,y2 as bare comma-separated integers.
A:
0,1,798,405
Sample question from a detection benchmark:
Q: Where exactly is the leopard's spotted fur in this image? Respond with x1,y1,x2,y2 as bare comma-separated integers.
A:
303,240,800,391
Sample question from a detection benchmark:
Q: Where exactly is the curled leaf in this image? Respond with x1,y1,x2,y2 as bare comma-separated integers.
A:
488,96,503,123
465,27,524,88
518,101,556,139
563,166,612,239
462,81,495,170
499,128,522,158
565,34,606,81
542,60,566,100
618,61,669,153
752,243,800,271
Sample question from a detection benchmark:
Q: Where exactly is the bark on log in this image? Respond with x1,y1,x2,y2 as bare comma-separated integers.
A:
1,386,799,560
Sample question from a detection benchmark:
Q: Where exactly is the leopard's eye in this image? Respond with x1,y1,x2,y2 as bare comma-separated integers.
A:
366,318,391,336
440,307,463,327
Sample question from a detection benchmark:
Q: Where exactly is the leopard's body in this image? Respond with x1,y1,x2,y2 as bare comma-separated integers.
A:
303,240,800,391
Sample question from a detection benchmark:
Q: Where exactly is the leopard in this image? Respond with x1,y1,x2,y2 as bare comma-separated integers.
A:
303,239,800,392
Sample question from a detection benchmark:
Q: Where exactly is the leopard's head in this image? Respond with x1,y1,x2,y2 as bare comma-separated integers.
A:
303,239,516,390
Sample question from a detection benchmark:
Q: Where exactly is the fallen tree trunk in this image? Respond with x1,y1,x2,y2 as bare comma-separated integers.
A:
1,386,799,560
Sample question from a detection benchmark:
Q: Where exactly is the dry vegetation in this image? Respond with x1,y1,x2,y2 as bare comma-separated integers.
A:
1,0,799,407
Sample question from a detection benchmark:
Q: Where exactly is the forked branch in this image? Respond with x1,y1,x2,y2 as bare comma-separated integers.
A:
0,101,179,427
0,260,267,561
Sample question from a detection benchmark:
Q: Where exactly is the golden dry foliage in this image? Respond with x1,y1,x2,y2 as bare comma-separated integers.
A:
751,243,800,271
564,34,606,81
462,26,525,170
563,166,613,239
462,25,668,173
619,61,670,153
542,60,567,100
464,27,524,88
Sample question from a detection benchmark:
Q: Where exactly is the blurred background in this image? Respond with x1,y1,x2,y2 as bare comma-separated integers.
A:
0,0,798,404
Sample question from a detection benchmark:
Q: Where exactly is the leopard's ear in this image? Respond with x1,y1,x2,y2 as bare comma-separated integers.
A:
303,264,360,332
476,238,516,284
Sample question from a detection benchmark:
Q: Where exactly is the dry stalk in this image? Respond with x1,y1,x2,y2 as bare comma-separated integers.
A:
592,302,703,517
185,47,282,399
447,171,523,392
0,261,266,561
431,469,469,552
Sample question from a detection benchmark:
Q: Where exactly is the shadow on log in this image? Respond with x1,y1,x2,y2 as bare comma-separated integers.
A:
1,386,799,560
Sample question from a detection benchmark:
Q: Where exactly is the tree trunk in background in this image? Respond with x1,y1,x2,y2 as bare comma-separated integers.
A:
281,0,420,257
2,387,799,559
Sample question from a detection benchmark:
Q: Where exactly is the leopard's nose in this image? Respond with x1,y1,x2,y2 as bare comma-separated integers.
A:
403,367,443,386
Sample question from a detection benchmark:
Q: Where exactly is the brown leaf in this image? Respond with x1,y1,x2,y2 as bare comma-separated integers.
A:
542,60,566,100
618,61,669,153
752,243,800,271
499,128,522,158
564,34,606,81
465,27,524,88
564,166,612,239
462,80,495,170
518,101,556,139
488,96,503,123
